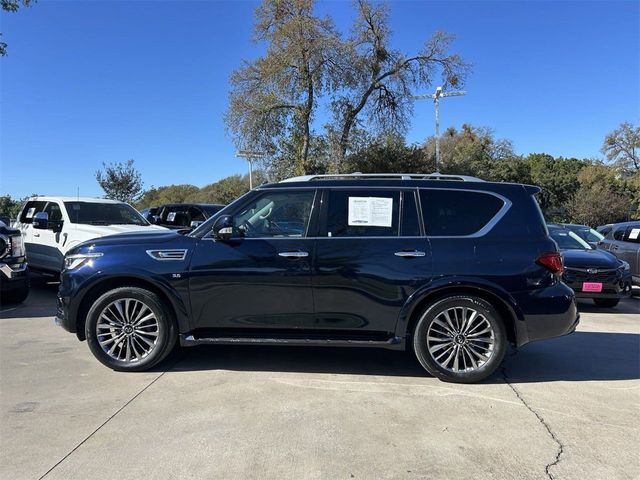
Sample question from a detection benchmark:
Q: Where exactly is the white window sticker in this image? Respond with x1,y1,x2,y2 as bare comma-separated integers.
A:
166,212,177,223
25,207,35,219
348,197,393,227
629,228,640,240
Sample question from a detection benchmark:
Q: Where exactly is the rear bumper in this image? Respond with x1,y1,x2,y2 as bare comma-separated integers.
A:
513,282,579,347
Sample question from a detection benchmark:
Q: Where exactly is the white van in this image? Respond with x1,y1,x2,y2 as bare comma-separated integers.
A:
14,196,166,273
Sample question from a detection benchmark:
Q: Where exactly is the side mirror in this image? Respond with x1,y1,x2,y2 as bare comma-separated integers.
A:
33,212,49,230
212,215,233,241
190,220,204,229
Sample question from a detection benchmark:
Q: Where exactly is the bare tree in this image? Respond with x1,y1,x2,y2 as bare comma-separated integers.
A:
329,0,470,169
601,121,639,175
225,0,342,175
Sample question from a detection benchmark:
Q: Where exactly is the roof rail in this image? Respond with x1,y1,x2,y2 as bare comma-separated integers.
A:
279,173,484,183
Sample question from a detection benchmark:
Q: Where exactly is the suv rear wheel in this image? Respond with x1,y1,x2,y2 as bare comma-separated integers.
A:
413,296,507,383
85,287,177,371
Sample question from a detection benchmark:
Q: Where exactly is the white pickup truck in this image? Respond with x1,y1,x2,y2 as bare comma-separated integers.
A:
14,196,166,273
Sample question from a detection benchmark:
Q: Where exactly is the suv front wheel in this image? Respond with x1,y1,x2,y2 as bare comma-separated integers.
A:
85,287,177,371
413,295,507,383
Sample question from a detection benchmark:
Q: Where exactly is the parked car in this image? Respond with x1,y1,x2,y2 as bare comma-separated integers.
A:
139,207,158,220
146,203,225,231
557,223,605,247
14,197,167,274
56,173,579,383
596,224,614,237
547,224,632,307
0,220,29,304
598,221,640,286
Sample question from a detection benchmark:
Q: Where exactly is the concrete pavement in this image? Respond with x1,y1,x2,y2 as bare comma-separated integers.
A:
1,282,638,480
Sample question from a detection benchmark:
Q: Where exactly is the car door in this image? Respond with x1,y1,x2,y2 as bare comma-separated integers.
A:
188,189,318,332
30,201,67,272
312,188,432,336
17,200,47,269
619,225,640,280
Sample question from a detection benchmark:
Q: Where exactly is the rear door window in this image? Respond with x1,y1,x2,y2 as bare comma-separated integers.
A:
323,190,400,237
419,189,505,236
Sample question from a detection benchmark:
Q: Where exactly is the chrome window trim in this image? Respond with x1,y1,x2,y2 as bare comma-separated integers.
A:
418,187,512,239
146,249,188,261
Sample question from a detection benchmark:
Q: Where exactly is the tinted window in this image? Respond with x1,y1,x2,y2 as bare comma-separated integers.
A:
613,227,626,241
19,201,47,224
44,202,63,227
623,225,640,244
401,191,421,237
233,191,315,238
64,202,147,226
324,190,400,237
420,189,504,236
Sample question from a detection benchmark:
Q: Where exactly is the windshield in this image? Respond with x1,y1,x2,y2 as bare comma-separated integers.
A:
550,229,592,250
570,226,604,243
64,201,149,226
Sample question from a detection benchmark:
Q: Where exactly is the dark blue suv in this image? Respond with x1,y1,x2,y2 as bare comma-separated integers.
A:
56,174,578,383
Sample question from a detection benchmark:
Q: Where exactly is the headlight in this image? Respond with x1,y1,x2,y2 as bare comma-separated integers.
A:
619,261,630,271
9,234,25,258
64,252,103,270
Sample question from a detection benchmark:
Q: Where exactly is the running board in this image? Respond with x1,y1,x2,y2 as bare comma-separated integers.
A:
179,334,404,349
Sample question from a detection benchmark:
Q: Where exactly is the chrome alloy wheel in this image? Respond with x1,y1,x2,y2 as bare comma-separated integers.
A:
426,306,496,373
96,298,159,363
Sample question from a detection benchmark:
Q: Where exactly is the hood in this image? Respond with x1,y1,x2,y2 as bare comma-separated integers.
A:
561,248,622,269
69,223,167,238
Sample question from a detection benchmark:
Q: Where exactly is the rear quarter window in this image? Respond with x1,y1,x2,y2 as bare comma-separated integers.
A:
419,189,505,237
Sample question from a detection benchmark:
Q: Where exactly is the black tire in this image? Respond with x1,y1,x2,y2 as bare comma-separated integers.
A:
593,298,619,308
412,295,507,383
0,281,29,305
85,287,177,371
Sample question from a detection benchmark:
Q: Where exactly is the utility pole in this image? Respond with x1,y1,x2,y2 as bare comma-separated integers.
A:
413,86,466,172
235,150,267,189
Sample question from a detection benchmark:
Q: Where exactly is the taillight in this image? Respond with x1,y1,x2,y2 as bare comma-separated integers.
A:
536,252,564,275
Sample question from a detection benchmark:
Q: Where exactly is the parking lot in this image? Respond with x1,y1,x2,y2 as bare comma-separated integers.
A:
0,279,638,480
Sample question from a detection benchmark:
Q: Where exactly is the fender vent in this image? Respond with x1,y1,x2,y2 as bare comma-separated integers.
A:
146,249,188,261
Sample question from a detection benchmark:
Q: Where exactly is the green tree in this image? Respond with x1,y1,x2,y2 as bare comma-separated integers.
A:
344,135,433,174
1,0,35,56
601,122,639,175
226,0,342,174
330,0,469,169
0,195,21,219
566,164,632,226
95,159,144,204
422,124,517,178
192,171,269,205
136,184,200,209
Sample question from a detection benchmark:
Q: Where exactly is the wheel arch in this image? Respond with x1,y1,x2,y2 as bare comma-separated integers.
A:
397,282,524,347
74,275,187,341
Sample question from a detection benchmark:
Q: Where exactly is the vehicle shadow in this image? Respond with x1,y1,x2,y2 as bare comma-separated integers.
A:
576,297,639,314
159,330,640,384
0,274,59,319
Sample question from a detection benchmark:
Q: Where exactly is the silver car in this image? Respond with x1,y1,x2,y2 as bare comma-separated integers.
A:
599,221,640,286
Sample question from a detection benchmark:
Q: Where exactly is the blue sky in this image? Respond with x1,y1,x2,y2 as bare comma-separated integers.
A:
1,0,638,198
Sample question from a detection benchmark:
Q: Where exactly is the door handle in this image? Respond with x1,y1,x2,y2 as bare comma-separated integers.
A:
278,251,309,258
33,233,40,237
394,250,426,258
611,245,619,250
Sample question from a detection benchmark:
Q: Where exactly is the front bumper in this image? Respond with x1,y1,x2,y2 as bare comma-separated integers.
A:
563,271,632,299
0,262,29,293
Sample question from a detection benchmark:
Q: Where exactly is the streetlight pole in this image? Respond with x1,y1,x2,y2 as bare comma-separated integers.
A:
235,150,268,189
413,86,466,173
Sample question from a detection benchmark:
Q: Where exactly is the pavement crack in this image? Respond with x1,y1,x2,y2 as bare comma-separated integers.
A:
502,353,565,480
38,355,183,479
